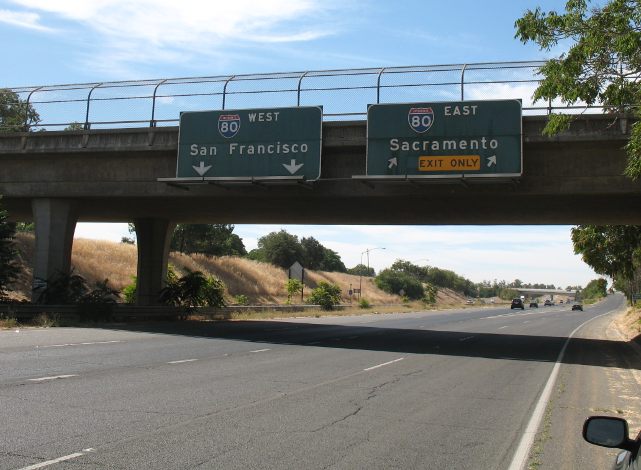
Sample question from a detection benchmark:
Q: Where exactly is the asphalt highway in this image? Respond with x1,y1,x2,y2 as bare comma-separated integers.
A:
0,294,629,469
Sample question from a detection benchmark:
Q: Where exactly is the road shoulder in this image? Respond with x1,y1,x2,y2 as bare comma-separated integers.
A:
528,304,641,469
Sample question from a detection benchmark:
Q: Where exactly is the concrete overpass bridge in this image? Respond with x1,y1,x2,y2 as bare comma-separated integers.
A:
513,288,577,300
0,63,637,305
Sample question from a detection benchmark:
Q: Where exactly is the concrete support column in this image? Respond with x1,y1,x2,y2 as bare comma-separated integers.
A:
134,218,175,306
31,199,78,301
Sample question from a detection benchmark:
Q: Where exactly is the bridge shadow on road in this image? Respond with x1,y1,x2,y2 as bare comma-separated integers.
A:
100,318,641,371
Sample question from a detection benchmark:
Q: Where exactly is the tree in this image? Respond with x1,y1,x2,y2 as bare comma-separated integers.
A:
0,89,40,132
171,224,246,257
375,268,425,300
572,225,641,301
319,248,347,272
347,264,376,277
301,237,325,269
0,199,19,300
254,230,304,269
582,278,608,300
572,225,641,279
515,0,641,178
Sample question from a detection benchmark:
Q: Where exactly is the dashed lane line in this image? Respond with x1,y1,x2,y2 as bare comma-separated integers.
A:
27,374,78,382
167,359,198,364
41,340,123,349
364,357,404,371
16,448,95,470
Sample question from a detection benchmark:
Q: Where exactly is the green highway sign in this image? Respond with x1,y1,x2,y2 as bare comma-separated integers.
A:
366,100,522,178
177,106,322,180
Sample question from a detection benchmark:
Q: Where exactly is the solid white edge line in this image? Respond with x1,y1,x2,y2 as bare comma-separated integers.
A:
507,310,612,470
17,452,85,470
250,348,271,353
364,357,404,371
167,359,198,364
28,374,78,382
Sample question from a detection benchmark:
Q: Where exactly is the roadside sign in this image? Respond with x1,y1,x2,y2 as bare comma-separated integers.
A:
366,100,522,178
288,261,305,282
177,106,322,180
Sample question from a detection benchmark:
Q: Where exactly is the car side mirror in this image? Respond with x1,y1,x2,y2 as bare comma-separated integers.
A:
583,416,637,452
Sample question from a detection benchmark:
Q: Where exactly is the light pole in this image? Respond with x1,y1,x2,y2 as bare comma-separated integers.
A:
359,247,385,299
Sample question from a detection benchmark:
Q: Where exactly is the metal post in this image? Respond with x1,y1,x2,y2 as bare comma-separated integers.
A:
358,251,364,300
297,71,310,106
222,75,236,110
84,83,103,130
376,67,387,104
150,79,168,127
24,86,43,131
460,64,468,101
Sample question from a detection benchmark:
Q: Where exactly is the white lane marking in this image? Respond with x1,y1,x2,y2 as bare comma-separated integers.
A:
507,310,613,470
17,449,89,470
42,340,123,349
167,359,198,364
28,374,78,382
498,326,509,330
364,357,404,371
250,348,271,353
459,336,475,342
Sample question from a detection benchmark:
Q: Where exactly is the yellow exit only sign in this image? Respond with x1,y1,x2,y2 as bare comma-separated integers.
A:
418,155,481,171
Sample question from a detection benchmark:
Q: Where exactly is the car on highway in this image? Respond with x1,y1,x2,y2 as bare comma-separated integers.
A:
572,303,583,311
529,301,538,308
583,416,641,470
544,299,553,306
465,299,474,305
511,298,524,310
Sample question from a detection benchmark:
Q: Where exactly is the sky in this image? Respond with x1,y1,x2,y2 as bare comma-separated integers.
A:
0,0,601,288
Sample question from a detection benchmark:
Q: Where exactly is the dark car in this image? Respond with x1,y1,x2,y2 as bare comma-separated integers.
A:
511,298,524,310
583,416,641,470
544,299,553,306
572,303,583,311
529,301,538,308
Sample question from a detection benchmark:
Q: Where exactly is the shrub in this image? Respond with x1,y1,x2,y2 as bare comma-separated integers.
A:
358,298,371,309
375,269,424,300
234,294,249,305
158,269,226,317
33,313,58,327
307,281,342,310
0,314,17,328
122,276,137,304
286,278,303,304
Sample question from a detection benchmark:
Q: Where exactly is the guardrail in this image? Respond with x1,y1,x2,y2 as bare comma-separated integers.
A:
3,60,595,132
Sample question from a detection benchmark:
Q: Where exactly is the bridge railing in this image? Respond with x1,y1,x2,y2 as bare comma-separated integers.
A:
2,61,605,132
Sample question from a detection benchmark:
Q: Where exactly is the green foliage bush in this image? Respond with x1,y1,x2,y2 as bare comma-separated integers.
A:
307,281,342,310
358,298,371,309
122,276,137,304
375,268,424,300
234,294,249,305
581,278,608,301
286,278,303,304
158,269,226,314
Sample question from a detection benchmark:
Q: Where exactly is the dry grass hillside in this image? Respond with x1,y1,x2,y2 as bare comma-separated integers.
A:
9,233,467,306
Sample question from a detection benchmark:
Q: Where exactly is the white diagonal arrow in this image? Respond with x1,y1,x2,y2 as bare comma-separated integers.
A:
192,161,212,176
388,157,398,169
487,155,497,167
283,159,304,175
